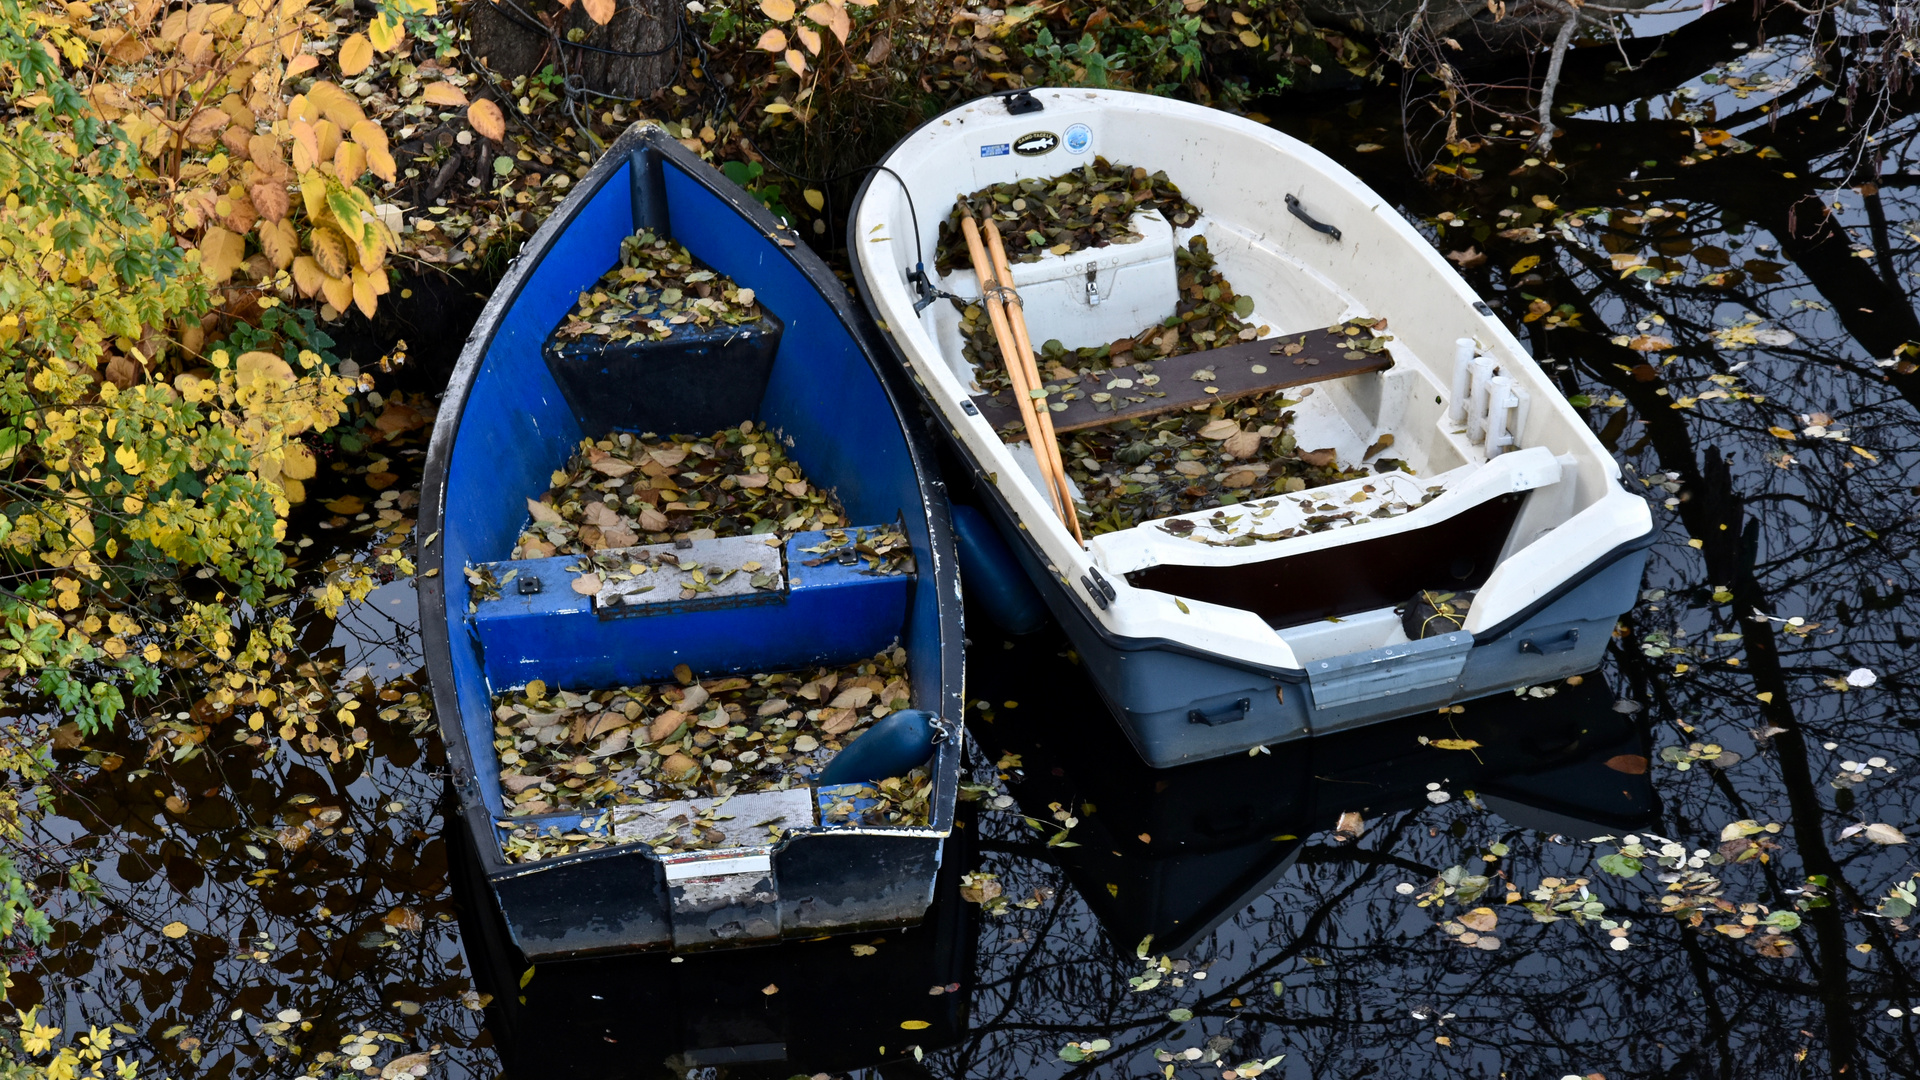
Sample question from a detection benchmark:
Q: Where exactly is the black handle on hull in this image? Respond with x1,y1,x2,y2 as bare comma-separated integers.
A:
1286,194,1341,241
1188,697,1252,726
1519,628,1580,655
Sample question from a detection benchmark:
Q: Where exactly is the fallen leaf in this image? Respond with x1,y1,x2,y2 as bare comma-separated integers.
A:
1459,907,1498,932
421,82,469,107
380,1053,432,1080
1864,823,1908,845
570,574,602,595
1605,754,1649,775
162,921,189,939
580,0,616,23
1297,447,1338,468
339,33,373,75
467,98,505,142
324,495,365,515
1428,738,1481,751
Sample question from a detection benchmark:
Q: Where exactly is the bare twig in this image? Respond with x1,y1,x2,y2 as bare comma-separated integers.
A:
1534,1,1582,154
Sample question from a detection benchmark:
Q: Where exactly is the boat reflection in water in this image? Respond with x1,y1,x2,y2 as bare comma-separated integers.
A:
454,625,1652,1074
964,622,1656,958
452,810,979,1079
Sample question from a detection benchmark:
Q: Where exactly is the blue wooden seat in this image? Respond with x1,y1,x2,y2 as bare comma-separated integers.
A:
468,527,910,691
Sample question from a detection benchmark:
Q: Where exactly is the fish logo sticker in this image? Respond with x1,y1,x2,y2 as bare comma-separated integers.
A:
1064,123,1092,155
980,143,1010,158
1013,130,1059,156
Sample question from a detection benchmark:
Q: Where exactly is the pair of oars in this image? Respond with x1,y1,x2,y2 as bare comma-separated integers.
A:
957,202,1085,545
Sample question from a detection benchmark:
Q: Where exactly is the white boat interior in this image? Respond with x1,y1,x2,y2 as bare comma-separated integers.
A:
855,89,1650,673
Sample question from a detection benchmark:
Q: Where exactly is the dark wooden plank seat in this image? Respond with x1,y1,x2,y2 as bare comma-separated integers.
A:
970,322,1394,437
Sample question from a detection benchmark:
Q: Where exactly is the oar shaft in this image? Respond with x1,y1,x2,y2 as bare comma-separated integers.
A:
981,217,1084,544
958,213,1071,526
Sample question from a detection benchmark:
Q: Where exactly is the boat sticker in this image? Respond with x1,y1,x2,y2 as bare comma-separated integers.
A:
1013,130,1059,156
980,142,1010,158
1064,123,1092,155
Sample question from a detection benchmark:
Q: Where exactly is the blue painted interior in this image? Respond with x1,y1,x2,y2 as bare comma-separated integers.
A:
440,152,938,827
470,528,908,689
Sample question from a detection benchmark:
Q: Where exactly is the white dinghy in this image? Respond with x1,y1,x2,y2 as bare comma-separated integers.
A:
849,88,1653,767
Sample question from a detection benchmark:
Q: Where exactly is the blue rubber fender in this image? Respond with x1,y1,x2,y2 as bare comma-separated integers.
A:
952,503,1048,635
819,709,939,787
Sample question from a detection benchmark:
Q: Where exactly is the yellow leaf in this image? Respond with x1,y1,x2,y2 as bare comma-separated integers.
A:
1509,255,1540,275
299,170,330,222
1238,29,1260,47
467,97,506,142
368,12,405,52
199,225,246,283
1851,445,1879,463
350,119,390,157
796,24,821,54
761,0,796,19
1429,738,1482,751
309,226,351,278
785,47,807,75
421,81,468,107
162,921,189,939
365,144,397,184
334,139,367,186
283,442,316,480
319,271,354,314
291,255,325,297
756,27,787,52
285,53,319,78
900,1020,930,1030
1756,691,1774,703
804,188,825,211
1767,426,1796,440
1687,538,1704,549
314,118,343,165
339,33,373,75
351,268,379,318
258,217,298,268
307,81,367,131
581,0,615,23
289,122,318,175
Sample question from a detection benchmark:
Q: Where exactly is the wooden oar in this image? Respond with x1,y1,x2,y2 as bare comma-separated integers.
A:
957,206,1077,533
980,215,1083,544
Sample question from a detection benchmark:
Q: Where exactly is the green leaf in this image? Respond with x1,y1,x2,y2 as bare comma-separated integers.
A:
1567,394,1593,407
1232,294,1255,318
1597,852,1642,878
1763,910,1802,931
1167,1008,1193,1021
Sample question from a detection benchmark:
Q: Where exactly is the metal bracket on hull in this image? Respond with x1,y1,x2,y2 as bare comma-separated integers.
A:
1307,631,1472,713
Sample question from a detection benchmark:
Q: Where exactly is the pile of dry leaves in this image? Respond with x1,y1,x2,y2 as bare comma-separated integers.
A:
513,424,844,558
492,648,913,820
551,229,766,345
934,159,1201,272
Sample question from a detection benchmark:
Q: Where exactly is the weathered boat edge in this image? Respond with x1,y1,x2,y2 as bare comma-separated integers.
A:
422,124,967,959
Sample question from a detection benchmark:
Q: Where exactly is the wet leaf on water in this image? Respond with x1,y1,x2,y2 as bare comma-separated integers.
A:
1428,738,1481,751
161,921,188,939
1605,754,1650,774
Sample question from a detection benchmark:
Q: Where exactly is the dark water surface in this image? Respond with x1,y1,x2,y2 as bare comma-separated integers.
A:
23,7,1920,1078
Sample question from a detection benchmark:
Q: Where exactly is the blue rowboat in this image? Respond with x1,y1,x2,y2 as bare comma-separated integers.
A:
420,124,964,960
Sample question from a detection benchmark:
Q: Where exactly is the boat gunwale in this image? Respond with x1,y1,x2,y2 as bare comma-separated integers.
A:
422,123,965,885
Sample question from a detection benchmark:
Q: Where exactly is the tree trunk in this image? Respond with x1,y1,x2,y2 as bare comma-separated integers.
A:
468,0,680,103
